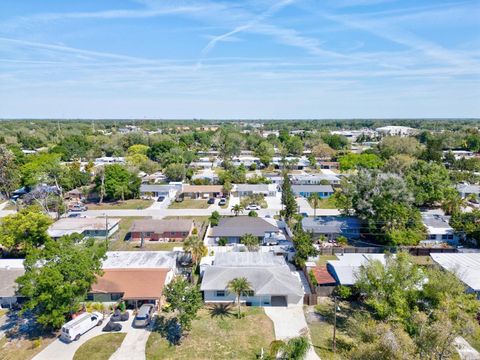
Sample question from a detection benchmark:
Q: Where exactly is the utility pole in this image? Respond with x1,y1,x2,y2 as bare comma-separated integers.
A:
333,295,338,354
105,213,109,247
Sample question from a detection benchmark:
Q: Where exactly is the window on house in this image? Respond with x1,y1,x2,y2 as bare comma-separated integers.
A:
441,234,448,240
244,290,254,297
429,235,436,240
447,234,454,240
111,293,122,301
216,290,226,297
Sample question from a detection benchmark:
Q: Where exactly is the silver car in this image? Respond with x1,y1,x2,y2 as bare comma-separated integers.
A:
133,304,154,328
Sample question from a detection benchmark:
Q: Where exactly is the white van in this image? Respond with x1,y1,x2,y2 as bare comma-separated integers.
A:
60,311,103,342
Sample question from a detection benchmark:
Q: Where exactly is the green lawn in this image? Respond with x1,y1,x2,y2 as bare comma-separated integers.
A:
316,255,338,266
309,197,337,209
306,299,356,360
86,199,154,210
146,306,274,360
168,199,210,209
0,333,57,360
73,333,126,360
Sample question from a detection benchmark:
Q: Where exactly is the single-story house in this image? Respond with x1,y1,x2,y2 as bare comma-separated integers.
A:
264,174,283,185
232,156,262,168
421,214,459,245
89,251,177,305
0,259,25,308
234,184,278,197
200,252,304,306
327,253,390,286
129,219,194,242
191,169,219,184
181,185,223,199
206,216,286,245
140,184,178,199
291,184,334,198
430,253,480,299
456,183,480,200
290,174,341,186
319,161,339,170
272,156,310,170
302,216,361,241
47,217,121,239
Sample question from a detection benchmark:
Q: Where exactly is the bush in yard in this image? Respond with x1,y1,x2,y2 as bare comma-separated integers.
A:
335,285,352,300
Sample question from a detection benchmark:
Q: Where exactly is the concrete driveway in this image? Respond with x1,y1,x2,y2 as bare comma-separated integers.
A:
33,318,106,360
33,311,151,360
264,306,320,360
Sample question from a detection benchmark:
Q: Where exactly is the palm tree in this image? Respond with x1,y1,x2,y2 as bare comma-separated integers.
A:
270,336,310,360
183,235,207,270
441,191,465,215
227,277,252,318
308,193,320,218
231,204,244,216
240,233,259,251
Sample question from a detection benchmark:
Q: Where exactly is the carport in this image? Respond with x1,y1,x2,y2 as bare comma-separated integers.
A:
270,296,287,307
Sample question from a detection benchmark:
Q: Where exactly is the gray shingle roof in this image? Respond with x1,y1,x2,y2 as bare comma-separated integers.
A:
456,183,480,195
302,216,360,234
200,253,303,299
140,184,174,192
210,217,279,237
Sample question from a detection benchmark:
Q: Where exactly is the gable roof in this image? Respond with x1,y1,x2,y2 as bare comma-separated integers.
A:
102,251,177,269
327,254,389,285
214,252,287,267
129,219,193,234
182,185,223,193
430,253,480,291
140,184,175,192
210,216,279,237
91,268,169,300
200,265,303,300
47,217,121,237
302,216,360,234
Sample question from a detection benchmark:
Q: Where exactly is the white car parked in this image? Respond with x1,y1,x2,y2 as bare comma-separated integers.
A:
245,204,261,210
60,311,103,342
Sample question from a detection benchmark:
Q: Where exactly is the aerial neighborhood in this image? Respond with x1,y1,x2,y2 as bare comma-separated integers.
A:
0,119,479,360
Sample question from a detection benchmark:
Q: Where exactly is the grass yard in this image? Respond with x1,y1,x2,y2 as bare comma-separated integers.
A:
146,306,275,360
86,199,154,210
316,255,338,266
73,333,126,360
309,197,337,209
0,334,56,360
168,199,210,209
305,299,357,360
411,256,435,266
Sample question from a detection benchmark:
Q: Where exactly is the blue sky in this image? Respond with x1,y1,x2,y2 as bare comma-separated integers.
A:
0,0,479,119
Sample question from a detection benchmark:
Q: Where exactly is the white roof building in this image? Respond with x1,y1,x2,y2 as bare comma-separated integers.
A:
375,126,416,137
102,251,177,270
327,253,390,285
430,253,480,298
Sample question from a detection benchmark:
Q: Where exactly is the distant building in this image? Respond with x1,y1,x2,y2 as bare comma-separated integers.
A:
48,217,120,239
233,184,278,197
375,126,416,137
302,216,361,241
128,219,194,242
181,185,224,199
140,184,178,199
421,214,459,245
205,216,286,245
291,184,334,198
456,183,480,200
290,173,341,186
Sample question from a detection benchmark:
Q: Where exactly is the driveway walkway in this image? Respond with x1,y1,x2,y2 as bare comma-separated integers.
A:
455,336,480,360
264,306,320,360
33,319,106,360
109,317,151,360
33,311,151,360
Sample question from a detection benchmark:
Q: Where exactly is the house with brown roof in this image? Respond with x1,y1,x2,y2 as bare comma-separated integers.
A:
128,219,194,242
181,185,223,199
88,251,177,306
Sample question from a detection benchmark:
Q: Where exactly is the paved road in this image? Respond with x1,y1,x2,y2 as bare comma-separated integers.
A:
264,306,321,360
